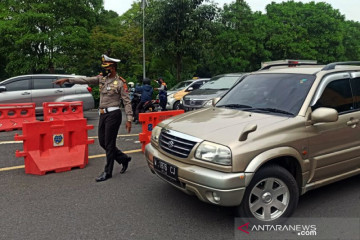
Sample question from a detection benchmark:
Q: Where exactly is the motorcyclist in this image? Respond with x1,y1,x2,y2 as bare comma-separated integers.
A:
134,78,153,122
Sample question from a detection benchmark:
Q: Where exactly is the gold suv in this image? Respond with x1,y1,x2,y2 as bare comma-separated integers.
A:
144,62,360,223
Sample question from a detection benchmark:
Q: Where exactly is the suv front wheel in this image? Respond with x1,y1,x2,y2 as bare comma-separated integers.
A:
237,165,299,224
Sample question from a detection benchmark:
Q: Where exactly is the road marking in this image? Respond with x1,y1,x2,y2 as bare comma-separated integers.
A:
0,141,22,145
0,149,143,172
0,134,139,144
88,133,139,139
0,165,25,171
89,149,142,159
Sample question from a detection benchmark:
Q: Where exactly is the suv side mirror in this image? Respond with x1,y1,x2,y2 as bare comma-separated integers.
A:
186,87,194,92
311,107,338,124
0,86,6,93
212,97,221,106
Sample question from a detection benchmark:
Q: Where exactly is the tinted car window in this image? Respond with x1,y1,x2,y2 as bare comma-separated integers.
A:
170,81,193,91
33,78,55,89
5,79,31,91
217,74,315,116
313,79,354,113
200,76,239,90
350,77,360,109
190,82,203,90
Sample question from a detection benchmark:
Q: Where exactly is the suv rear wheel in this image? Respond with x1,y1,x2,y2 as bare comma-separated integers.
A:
237,165,299,224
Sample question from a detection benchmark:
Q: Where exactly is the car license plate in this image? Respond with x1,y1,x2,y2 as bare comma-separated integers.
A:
153,157,178,181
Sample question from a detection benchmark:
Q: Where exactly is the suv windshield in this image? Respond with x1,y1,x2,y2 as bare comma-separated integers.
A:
200,76,240,90
217,73,315,116
170,80,193,91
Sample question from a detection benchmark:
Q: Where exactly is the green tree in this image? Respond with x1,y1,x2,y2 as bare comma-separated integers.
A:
205,0,258,74
263,1,346,63
146,0,217,82
343,20,360,61
0,0,104,76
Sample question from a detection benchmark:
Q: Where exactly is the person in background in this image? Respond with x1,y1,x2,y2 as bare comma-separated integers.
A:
155,77,167,111
54,54,132,182
128,82,135,101
134,78,153,123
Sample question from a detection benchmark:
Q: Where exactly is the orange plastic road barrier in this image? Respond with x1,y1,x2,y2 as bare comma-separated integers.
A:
0,103,36,132
43,101,84,121
15,119,94,175
138,110,185,152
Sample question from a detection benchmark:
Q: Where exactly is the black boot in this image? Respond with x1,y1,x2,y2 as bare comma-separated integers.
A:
95,172,112,182
120,156,132,174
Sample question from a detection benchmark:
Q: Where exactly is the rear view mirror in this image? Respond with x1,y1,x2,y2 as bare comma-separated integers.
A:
186,87,194,92
0,86,6,93
311,107,338,124
212,97,221,106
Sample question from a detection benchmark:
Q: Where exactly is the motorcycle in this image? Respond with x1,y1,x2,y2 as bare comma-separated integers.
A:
131,92,160,122
143,99,160,112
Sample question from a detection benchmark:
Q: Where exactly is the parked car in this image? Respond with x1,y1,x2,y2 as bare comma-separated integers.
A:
172,78,210,110
165,78,210,110
0,74,95,114
164,80,192,110
181,73,244,111
145,61,360,224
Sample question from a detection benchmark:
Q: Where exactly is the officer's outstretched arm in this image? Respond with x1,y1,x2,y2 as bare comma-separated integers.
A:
54,78,69,86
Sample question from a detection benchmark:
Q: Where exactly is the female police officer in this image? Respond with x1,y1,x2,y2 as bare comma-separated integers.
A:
54,54,133,182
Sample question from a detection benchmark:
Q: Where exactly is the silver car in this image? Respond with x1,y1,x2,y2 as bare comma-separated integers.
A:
0,74,95,114
182,73,244,111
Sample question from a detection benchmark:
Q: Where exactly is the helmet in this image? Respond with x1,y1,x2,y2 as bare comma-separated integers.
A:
128,82,134,88
143,78,151,85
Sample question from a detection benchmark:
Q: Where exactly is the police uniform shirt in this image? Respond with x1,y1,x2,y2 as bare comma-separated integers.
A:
68,75,133,121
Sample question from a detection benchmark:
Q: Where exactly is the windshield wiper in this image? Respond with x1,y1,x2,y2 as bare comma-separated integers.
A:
217,104,253,109
248,108,294,116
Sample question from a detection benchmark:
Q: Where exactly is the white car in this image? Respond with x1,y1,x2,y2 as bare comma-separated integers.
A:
0,74,95,114
166,78,209,110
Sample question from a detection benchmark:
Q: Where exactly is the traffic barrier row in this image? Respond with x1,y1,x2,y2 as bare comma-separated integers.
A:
0,102,85,132
43,101,84,121
139,110,185,152
0,103,36,132
15,119,94,175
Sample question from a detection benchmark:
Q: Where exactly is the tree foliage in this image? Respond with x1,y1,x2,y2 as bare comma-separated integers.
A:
0,0,359,89
0,0,105,76
145,0,217,82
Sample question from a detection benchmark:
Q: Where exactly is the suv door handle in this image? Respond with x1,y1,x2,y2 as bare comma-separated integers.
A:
55,90,63,93
346,118,359,126
21,92,30,95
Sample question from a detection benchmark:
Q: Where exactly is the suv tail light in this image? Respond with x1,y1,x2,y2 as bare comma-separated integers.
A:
87,86,92,93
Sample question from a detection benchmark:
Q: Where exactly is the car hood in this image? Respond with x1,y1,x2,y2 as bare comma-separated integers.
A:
167,90,178,96
183,89,227,100
159,107,289,146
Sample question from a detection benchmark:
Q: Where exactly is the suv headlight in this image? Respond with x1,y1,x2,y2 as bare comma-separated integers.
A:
195,141,232,165
151,126,162,142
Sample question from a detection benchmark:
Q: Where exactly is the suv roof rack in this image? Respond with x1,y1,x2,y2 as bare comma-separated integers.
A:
321,61,360,70
260,62,319,70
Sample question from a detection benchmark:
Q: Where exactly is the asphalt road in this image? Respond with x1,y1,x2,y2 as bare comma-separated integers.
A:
0,110,359,240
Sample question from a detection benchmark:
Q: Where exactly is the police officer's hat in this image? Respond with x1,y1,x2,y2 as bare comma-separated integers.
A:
101,54,121,63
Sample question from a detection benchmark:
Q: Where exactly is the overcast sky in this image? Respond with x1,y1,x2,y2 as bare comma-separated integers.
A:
104,0,359,22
